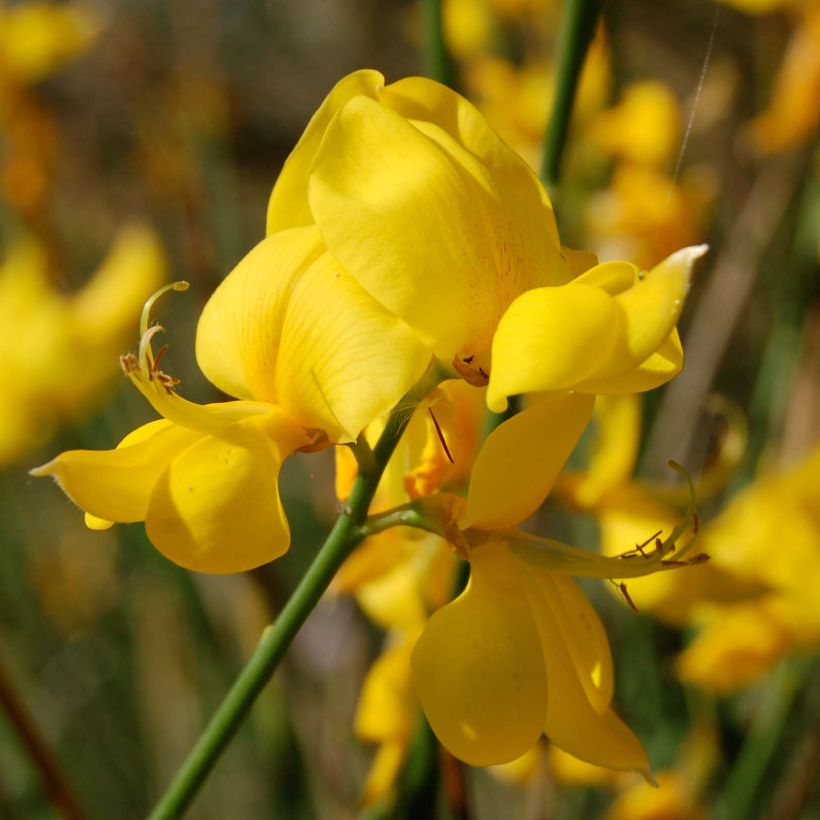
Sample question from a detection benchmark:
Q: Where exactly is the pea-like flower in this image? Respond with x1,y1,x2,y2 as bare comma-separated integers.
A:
33,224,431,573
267,69,706,411
410,393,702,775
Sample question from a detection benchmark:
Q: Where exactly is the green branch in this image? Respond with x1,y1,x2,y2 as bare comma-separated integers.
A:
422,0,457,88
540,0,601,190
147,363,447,820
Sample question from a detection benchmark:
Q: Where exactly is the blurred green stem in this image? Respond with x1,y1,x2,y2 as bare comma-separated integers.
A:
540,0,601,190
147,363,447,820
422,0,457,88
718,661,805,820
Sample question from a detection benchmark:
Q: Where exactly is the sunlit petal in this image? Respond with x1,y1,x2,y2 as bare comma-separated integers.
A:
266,69,384,233
145,418,296,573
519,564,651,777
411,540,547,766
30,421,200,523
309,95,564,359
463,392,594,530
487,284,619,411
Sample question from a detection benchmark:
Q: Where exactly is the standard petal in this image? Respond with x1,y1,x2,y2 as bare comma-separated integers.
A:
379,75,565,258
411,540,547,766
487,284,619,412
145,418,295,573
309,95,564,359
273,249,432,441
518,564,651,777
266,69,384,234
30,421,201,523
584,246,705,383
462,392,594,530
195,226,325,402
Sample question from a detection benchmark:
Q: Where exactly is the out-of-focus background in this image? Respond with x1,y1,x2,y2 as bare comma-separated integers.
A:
1,0,818,818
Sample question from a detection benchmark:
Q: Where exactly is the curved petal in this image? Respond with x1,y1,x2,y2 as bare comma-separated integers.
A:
579,329,683,394
518,564,651,777
274,249,432,441
309,95,564,359
379,75,564,256
266,69,384,234
463,392,594,530
30,421,201,523
584,246,705,383
197,227,431,441
487,284,618,412
196,226,325,402
411,540,547,766
145,416,298,573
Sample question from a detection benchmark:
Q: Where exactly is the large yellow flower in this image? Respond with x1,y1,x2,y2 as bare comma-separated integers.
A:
266,69,706,413
410,393,700,775
34,224,432,574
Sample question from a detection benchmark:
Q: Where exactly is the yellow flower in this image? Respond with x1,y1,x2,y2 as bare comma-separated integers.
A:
265,69,706,414
589,82,682,169
0,225,164,465
746,0,820,152
410,393,700,775
33,222,432,574
0,1,99,85
677,447,820,692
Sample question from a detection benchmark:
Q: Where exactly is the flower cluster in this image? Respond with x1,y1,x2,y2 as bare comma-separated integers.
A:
34,70,707,786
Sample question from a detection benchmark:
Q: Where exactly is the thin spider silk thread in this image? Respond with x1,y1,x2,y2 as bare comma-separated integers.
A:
650,1,722,260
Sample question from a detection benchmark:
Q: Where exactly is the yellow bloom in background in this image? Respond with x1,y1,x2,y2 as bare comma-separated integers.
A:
268,69,704,415
589,82,681,169
0,225,164,466
557,394,757,622
34,220,431,574
746,0,820,153
0,1,99,85
677,447,820,692
412,393,700,776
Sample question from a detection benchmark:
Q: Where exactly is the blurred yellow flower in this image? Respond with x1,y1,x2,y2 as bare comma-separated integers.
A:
678,447,820,692
0,1,98,85
747,0,820,153
589,82,681,169
34,220,432,573
0,225,164,466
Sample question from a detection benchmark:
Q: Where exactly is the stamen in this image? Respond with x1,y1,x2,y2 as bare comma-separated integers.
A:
140,281,189,339
428,407,454,464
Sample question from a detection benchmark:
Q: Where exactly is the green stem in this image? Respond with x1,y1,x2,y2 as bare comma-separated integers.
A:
422,0,457,88
540,0,601,190
147,364,445,820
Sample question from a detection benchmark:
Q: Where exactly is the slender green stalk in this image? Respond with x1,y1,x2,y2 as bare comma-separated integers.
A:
422,0,457,88
540,0,601,190
148,365,445,820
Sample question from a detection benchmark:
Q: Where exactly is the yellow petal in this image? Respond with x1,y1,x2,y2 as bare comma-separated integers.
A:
309,94,564,359
266,69,384,234
197,228,431,441
519,565,651,777
273,247,432,441
570,395,641,507
30,421,201,523
145,417,296,573
379,75,563,250
487,284,619,411
196,226,324,402
411,540,547,766
463,392,594,531
584,246,706,383
579,329,683,394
